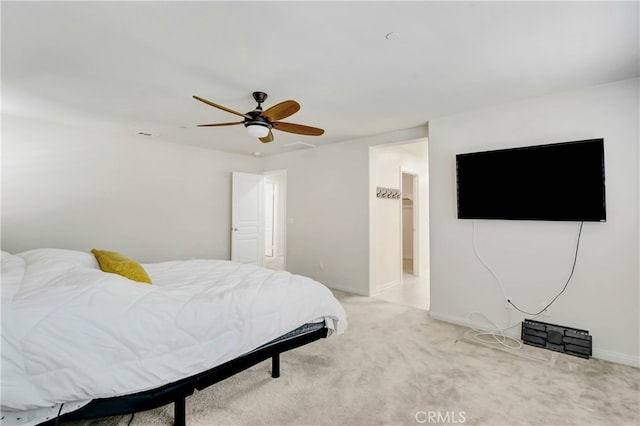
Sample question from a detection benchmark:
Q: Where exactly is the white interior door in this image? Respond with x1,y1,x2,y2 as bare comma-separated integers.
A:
231,172,264,265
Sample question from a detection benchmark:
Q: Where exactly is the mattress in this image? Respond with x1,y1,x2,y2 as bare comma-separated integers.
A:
1,249,347,425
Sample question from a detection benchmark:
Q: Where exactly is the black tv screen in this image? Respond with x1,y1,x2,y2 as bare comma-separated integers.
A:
456,139,606,222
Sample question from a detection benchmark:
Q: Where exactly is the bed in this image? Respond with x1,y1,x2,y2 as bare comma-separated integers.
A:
0,248,347,426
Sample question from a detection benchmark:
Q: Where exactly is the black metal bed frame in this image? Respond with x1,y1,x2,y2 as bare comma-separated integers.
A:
43,326,329,426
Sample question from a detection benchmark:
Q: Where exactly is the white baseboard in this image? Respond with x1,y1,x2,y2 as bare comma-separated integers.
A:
372,280,401,296
592,349,640,368
429,311,640,368
326,282,369,297
428,310,519,335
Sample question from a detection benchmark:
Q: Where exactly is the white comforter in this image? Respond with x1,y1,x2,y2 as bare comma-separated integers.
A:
1,248,347,425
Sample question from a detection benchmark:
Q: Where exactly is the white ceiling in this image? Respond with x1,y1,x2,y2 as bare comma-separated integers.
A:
2,1,638,156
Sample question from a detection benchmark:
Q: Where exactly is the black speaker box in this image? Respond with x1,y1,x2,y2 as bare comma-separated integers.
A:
521,319,592,359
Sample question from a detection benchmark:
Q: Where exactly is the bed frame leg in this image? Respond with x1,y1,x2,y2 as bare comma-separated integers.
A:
174,397,186,426
272,353,280,378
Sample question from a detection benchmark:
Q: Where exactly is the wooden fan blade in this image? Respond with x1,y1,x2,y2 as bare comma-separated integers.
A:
193,95,251,119
261,100,300,122
197,121,244,127
259,130,274,143
273,121,324,136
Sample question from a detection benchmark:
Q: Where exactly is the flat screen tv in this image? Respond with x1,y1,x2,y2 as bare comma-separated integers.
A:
456,139,606,222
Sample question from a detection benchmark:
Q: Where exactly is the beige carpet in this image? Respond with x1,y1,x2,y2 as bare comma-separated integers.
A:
67,292,639,426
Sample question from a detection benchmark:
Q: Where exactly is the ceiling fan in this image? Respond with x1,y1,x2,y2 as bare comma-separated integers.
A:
193,92,324,143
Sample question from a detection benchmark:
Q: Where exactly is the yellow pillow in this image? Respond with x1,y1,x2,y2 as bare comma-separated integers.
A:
91,249,152,284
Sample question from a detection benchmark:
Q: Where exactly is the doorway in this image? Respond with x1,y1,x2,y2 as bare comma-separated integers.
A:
369,139,430,311
263,170,286,270
230,170,286,270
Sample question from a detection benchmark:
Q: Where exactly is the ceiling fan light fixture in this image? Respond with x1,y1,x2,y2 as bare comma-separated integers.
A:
245,123,271,138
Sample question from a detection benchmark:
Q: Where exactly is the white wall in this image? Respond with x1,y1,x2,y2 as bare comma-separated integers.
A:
1,115,262,262
262,126,428,296
428,78,639,366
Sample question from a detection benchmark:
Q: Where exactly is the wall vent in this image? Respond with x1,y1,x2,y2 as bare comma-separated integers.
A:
284,142,316,150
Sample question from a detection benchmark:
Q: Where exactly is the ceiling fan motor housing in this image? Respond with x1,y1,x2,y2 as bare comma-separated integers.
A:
244,113,272,129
